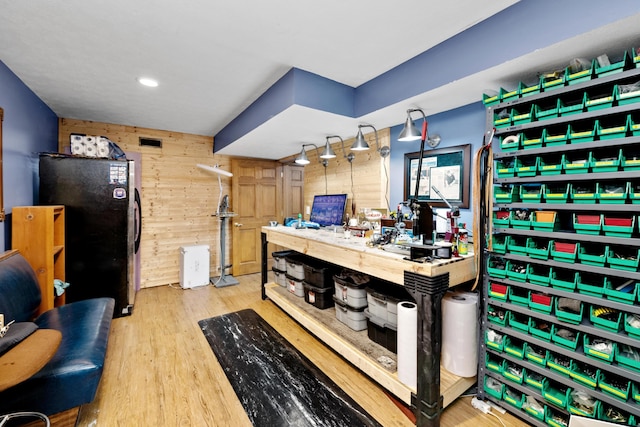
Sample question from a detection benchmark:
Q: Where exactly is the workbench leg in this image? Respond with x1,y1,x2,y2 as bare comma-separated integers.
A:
261,232,268,300
405,271,449,427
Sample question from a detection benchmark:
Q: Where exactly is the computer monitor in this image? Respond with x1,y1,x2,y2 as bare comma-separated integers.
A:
309,194,348,227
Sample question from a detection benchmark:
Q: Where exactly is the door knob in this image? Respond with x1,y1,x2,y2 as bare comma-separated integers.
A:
234,222,243,227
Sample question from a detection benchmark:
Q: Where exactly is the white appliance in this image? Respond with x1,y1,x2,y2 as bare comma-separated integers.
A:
180,245,210,289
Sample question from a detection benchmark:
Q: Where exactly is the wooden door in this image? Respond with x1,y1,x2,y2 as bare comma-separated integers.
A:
231,159,281,276
282,164,304,219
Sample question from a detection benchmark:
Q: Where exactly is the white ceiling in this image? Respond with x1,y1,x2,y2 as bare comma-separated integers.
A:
0,1,639,160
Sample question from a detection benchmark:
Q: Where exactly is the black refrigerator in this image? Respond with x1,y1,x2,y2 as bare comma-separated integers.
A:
39,153,141,317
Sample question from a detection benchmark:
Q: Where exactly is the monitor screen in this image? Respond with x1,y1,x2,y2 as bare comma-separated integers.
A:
309,194,348,227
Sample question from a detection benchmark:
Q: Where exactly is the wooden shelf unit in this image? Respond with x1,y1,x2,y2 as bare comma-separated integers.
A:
12,205,66,314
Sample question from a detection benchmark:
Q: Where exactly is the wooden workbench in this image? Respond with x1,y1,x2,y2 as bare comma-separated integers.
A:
261,225,477,426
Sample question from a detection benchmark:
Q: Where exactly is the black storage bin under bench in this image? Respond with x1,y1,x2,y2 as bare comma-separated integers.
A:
303,261,338,289
303,282,334,309
364,308,398,353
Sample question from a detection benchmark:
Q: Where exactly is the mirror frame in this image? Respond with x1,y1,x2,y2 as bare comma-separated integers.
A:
403,143,471,209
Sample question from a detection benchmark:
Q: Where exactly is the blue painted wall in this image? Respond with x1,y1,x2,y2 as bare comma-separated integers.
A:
389,102,486,234
357,0,639,116
216,68,356,151
217,0,640,148
0,60,58,251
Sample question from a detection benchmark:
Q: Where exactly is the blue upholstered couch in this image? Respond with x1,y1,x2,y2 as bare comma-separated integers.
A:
0,250,114,416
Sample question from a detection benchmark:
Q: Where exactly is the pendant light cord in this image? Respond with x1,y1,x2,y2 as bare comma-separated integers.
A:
350,161,355,215
382,157,390,213
324,165,328,194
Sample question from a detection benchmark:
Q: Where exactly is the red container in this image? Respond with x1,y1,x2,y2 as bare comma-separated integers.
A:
576,215,600,225
490,283,508,296
604,217,633,227
496,211,510,219
554,242,577,253
531,293,552,306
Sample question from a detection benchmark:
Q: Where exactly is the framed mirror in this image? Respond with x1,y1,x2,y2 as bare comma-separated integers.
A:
403,143,471,209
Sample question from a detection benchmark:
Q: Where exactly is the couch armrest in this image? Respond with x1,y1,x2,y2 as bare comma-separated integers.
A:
0,297,114,415
0,329,61,392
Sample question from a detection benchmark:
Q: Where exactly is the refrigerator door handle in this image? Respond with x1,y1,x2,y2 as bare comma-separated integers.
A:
134,188,142,254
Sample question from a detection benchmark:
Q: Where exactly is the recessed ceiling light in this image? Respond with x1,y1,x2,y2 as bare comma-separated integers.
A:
137,77,158,87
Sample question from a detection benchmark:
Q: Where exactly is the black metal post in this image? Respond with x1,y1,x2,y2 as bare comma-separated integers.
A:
261,232,268,300
405,271,449,427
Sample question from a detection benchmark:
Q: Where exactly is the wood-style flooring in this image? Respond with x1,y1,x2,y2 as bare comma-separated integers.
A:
61,273,528,426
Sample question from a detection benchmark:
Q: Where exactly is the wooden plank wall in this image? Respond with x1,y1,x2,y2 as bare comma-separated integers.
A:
302,127,391,219
58,119,230,288
58,120,391,287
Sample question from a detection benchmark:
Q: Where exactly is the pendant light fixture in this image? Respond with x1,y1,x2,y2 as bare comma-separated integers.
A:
398,108,441,147
321,136,342,159
295,143,329,167
350,127,371,151
352,124,390,158
398,109,424,141
294,144,315,165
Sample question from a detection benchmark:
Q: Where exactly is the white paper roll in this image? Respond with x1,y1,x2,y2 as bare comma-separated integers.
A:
397,301,417,389
441,293,478,377
70,140,85,156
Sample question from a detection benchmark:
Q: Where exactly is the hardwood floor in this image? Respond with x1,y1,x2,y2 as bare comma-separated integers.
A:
68,274,527,426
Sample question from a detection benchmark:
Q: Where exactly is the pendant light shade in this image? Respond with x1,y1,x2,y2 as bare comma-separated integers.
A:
353,124,389,158
294,143,320,165
350,128,370,151
320,137,337,159
397,110,423,142
397,108,441,147
295,147,310,165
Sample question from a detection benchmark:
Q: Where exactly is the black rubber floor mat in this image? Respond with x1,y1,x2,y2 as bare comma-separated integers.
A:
198,309,382,427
